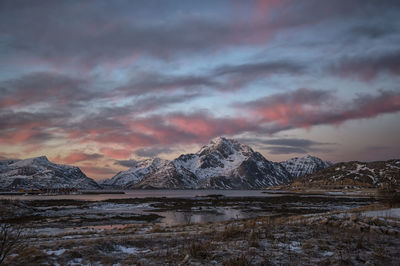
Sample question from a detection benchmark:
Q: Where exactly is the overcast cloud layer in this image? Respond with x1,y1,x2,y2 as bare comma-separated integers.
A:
1,0,399,179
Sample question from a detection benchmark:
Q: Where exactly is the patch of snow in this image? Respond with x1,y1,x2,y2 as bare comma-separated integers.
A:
321,251,334,257
117,245,138,254
278,241,302,251
361,208,400,218
46,249,66,256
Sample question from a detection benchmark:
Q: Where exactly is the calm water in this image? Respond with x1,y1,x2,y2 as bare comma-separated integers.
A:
0,189,284,201
2,189,377,229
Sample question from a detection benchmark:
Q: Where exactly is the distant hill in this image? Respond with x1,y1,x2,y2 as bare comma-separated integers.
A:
289,159,400,189
0,156,100,190
280,155,332,178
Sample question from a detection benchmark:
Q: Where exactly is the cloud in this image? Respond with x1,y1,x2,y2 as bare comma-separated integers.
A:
99,147,132,160
118,72,218,96
239,137,334,155
236,88,333,127
0,72,95,108
53,152,103,164
331,51,400,81
349,24,396,40
237,88,400,131
259,138,332,148
212,60,305,89
135,147,173,157
3,88,399,155
265,146,308,154
214,61,304,77
2,0,398,69
0,109,71,147
116,60,305,96
114,160,138,168
364,146,389,152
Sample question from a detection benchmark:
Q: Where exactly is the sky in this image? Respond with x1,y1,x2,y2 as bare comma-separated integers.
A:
0,0,400,180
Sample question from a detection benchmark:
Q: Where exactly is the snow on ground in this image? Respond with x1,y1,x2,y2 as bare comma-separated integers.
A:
362,208,400,218
46,249,66,256
117,245,138,254
277,241,302,252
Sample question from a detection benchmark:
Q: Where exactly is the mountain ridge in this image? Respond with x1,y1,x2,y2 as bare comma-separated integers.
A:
0,156,100,190
289,159,400,189
105,137,332,189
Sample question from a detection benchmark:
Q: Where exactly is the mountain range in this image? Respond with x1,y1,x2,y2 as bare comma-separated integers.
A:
0,156,100,190
103,137,331,189
3,137,396,191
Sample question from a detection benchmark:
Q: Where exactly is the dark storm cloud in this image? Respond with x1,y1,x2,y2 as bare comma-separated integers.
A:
114,160,138,168
135,147,173,158
265,146,308,155
260,138,331,148
331,51,400,80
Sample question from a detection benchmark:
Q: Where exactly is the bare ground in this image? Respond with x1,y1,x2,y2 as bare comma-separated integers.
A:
3,205,400,266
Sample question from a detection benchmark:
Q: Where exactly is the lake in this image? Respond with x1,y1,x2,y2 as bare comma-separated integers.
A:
0,189,285,201
1,190,379,227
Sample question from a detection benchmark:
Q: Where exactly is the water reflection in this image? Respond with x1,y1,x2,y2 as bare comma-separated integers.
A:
159,207,275,226
0,189,284,201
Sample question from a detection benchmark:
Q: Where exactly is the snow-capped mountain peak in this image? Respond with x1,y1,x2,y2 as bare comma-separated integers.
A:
11,155,50,168
112,137,293,189
198,137,253,158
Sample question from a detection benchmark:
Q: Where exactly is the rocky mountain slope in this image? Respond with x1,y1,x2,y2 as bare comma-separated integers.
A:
102,158,169,188
290,159,400,189
106,137,329,189
280,155,332,178
0,156,100,190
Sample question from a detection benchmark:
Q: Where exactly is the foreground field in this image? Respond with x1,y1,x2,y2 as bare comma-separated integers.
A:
1,194,399,265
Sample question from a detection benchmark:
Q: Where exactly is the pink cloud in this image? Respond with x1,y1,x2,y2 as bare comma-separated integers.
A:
239,88,400,130
100,147,132,160
52,152,103,164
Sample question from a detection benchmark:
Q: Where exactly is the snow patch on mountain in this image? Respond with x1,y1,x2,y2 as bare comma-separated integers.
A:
281,155,332,178
102,158,168,188
291,159,400,188
0,156,100,190
116,137,295,189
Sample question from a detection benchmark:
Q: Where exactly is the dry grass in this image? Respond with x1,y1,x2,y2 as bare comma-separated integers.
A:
217,224,244,241
6,246,49,266
150,224,165,233
186,241,213,259
223,255,252,266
